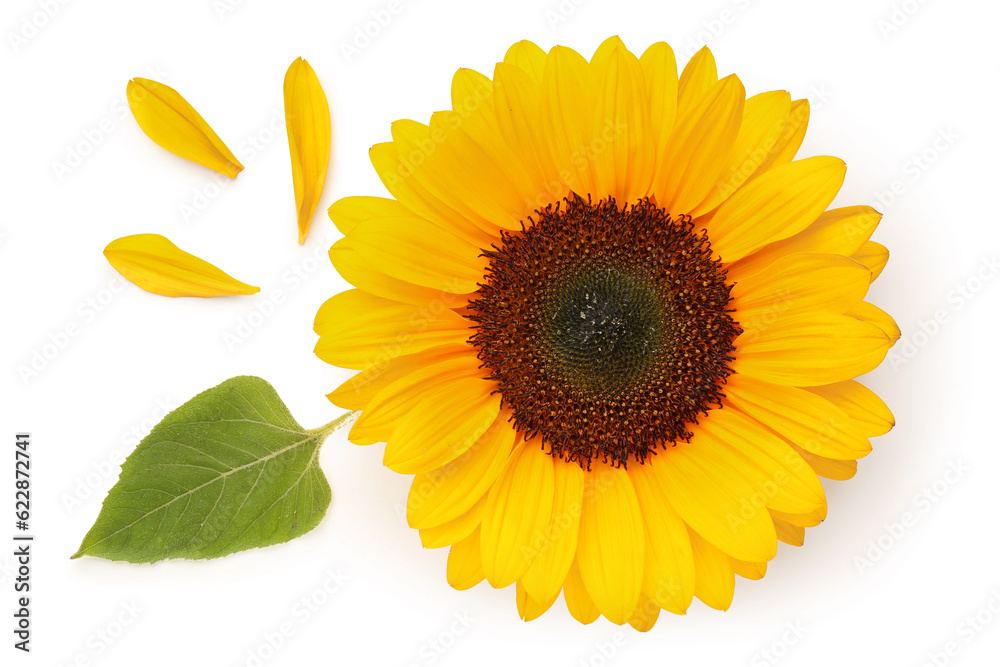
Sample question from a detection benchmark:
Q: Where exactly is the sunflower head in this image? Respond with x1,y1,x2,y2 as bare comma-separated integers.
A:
468,194,741,468
315,36,897,631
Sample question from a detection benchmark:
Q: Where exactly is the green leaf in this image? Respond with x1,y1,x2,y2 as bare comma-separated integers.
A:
73,376,353,563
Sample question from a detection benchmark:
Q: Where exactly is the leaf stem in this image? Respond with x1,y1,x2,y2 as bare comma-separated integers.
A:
313,410,359,438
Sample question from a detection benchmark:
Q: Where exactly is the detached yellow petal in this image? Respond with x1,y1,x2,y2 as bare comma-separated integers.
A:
104,234,259,298
284,58,332,244
126,78,243,178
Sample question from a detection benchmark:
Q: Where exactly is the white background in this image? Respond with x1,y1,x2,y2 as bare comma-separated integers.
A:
2,0,998,665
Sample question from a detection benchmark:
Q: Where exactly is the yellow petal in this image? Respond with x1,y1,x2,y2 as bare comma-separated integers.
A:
576,462,644,625
437,110,540,231
730,253,872,325
347,355,484,444
650,420,777,562
541,46,600,197
481,442,556,588
386,118,511,237
127,78,243,178
688,528,735,611
852,241,890,282
770,510,805,546
848,301,900,343
628,462,695,615
724,374,872,460
705,156,847,262
697,409,827,516
449,68,542,218
447,527,485,590
492,62,565,204
563,557,601,624
626,592,661,632
516,581,557,622
770,505,826,528
791,445,859,481
419,495,485,548
284,58,331,244
589,36,655,203
750,98,810,176
384,379,501,474
690,90,792,217
655,74,745,216
676,47,718,117
503,40,547,81
312,289,471,371
805,380,895,437
368,141,496,248
344,203,489,294
407,412,517,528
104,234,258,298
638,42,679,188
326,344,469,411
449,68,500,151
727,205,882,282
328,195,410,235
330,238,472,307
730,557,767,581
519,460,585,607
734,313,891,386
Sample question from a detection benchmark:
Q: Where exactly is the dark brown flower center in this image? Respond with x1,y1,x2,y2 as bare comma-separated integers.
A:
466,196,740,468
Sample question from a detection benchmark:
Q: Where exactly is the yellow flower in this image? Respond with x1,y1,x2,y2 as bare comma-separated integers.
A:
105,234,259,297
127,78,244,178
314,37,897,629
284,57,331,244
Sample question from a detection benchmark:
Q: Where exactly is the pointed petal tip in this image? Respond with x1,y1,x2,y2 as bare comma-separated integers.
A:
126,77,243,178
284,57,331,246
104,234,259,298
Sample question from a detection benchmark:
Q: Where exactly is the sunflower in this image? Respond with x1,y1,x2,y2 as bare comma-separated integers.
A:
314,37,898,630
